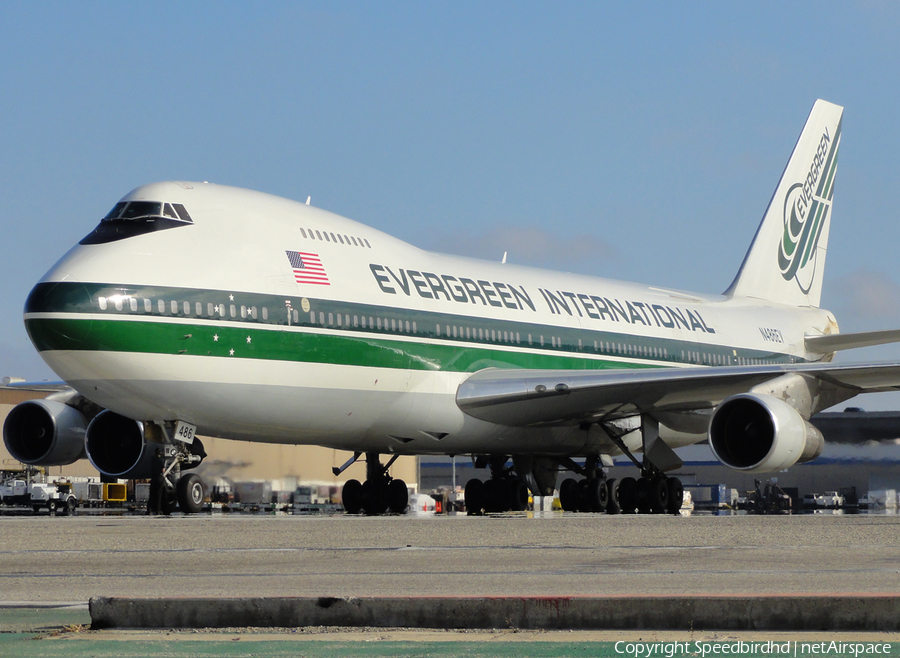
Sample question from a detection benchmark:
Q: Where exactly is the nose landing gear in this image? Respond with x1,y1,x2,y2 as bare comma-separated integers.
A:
146,436,207,515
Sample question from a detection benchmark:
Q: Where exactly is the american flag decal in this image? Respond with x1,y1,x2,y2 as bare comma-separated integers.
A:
285,251,330,285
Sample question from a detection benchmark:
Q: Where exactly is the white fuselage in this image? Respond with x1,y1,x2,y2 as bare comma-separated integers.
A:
25,182,836,458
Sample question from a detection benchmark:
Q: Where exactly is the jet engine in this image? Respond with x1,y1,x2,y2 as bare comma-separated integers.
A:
3,399,86,466
708,392,824,473
85,410,158,479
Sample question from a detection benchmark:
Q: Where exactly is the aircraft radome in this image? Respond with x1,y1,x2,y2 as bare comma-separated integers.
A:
7,99,900,515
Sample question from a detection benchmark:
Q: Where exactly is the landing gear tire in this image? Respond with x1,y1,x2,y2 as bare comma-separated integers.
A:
361,480,388,516
388,479,409,514
478,478,529,513
646,477,669,513
636,478,651,513
482,480,504,513
465,478,484,516
606,479,621,515
177,473,206,514
618,477,638,514
508,480,529,512
575,479,591,512
559,478,578,512
666,477,684,514
342,479,363,514
586,479,609,513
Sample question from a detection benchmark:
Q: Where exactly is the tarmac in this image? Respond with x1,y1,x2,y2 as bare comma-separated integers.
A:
2,510,900,653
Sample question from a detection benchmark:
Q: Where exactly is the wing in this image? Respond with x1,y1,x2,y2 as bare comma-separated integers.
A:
456,362,900,427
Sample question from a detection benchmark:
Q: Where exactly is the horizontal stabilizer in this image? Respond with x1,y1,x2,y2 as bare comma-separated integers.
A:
1,378,69,392
805,329,900,354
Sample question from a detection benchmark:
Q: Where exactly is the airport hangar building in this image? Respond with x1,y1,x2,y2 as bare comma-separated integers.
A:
3,382,900,500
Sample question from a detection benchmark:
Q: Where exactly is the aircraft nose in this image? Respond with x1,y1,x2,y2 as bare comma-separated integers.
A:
24,279,96,352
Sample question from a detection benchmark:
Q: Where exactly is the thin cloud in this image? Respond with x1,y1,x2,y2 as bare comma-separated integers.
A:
820,439,900,463
422,224,620,275
827,270,900,328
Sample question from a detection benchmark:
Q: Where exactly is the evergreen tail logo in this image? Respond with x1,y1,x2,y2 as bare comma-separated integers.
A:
777,120,841,294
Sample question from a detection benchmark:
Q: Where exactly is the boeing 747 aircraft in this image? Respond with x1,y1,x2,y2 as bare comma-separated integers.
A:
7,99,900,515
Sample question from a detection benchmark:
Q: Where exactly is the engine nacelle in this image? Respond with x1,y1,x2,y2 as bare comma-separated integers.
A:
709,393,824,473
3,399,86,466
85,411,159,479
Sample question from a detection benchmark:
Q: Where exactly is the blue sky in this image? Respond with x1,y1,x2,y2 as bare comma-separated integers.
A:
3,2,900,406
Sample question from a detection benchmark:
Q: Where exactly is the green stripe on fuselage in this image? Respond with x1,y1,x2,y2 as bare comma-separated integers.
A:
23,281,798,369
25,317,658,373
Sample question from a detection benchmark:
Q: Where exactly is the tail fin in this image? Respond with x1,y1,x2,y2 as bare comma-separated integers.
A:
725,99,843,307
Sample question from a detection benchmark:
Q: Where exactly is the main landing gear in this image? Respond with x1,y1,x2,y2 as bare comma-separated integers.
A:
465,415,686,516
558,455,615,513
340,452,409,515
559,415,685,515
558,473,683,514
466,458,684,515
464,456,530,515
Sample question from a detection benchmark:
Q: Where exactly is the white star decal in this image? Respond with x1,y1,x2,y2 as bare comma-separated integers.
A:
229,294,235,301
229,348,235,356
213,334,219,342
246,336,252,344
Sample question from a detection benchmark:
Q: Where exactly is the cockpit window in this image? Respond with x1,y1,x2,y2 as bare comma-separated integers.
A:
80,200,194,245
172,203,192,222
120,201,162,220
104,202,128,220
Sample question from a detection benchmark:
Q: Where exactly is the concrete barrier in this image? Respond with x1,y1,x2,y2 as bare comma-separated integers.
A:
90,595,900,631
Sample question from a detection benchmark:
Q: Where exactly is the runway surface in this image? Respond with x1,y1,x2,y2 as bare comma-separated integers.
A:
2,511,900,602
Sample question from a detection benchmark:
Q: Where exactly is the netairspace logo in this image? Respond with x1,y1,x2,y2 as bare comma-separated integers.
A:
614,640,893,658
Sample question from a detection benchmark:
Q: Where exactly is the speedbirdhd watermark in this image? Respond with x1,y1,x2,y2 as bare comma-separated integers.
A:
614,640,893,658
